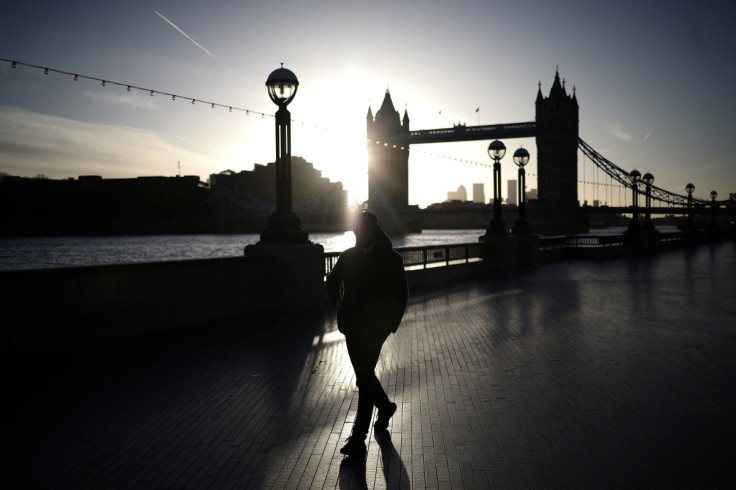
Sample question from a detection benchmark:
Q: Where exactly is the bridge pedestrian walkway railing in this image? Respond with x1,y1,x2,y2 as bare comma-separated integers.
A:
324,242,485,276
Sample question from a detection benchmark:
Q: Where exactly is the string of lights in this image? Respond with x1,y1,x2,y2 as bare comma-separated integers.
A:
0,57,635,192
2,57,273,118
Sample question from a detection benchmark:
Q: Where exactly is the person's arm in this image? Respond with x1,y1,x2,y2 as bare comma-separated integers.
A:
390,252,409,332
324,254,343,309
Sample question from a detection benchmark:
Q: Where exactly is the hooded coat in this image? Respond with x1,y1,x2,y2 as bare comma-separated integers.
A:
325,225,408,337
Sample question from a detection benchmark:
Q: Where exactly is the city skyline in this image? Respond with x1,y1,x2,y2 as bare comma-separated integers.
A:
1,0,734,208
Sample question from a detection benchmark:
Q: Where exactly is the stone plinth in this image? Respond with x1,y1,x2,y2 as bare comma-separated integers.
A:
244,242,325,313
479,235,519,271
517,234,541,266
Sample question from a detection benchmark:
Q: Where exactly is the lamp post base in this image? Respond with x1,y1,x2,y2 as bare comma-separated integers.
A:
259,212,310,245
625,218,641,234
481,218,506,238
512,219,530,234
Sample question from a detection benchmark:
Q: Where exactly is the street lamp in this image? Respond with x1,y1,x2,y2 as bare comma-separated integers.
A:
260,64,308,244
627,169,641,232
685,182,695,227
710,190,718,226
512,147,530,234
642,172,654,230
486,140,506,235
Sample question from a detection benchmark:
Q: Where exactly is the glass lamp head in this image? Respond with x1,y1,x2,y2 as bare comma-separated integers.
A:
642,172,654,186
266,65,299,107
710,190,718,200
630,169,641,184
686,183,695,195
487,140,506,161
513,147,530,167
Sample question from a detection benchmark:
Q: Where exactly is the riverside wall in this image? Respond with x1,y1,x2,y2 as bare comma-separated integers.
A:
0,255,273,354
2,228,729,354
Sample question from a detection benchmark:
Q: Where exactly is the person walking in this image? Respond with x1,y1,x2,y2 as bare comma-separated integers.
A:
325,212,409,457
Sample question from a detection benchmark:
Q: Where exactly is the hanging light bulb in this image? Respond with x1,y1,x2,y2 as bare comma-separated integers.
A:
172,95,176,100
11,61,17,68
246,110,249,115
44,68,49,75
101,80,106,87
211,103,215,109
191,99,195,105
74,75,79,81
127,86,131,92
150,90,155,96
228,107,232,112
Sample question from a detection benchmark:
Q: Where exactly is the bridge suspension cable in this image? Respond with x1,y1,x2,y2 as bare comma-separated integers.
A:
577,138,717,206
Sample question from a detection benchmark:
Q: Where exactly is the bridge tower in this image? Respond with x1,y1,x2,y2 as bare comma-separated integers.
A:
366,90,410,232
534,70,580,233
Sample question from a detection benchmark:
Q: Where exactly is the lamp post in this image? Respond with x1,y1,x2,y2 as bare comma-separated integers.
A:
627,169,641,232
486,140,506,235
642,172,654,231
512,147,530,234
260,64,308,244
686,182,695,227
710,190,718,226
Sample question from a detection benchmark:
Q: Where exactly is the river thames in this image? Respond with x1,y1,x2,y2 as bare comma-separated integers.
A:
0,229,488,271
0,226,669,271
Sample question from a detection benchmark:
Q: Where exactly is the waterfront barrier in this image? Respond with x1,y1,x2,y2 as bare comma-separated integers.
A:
2,227,727,354
1,255,272,354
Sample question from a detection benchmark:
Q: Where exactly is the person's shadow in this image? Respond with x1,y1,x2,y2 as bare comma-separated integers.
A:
339,430,411,489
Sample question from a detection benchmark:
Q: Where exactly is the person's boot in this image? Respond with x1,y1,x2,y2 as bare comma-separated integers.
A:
339,434,367,457
374,402,397,431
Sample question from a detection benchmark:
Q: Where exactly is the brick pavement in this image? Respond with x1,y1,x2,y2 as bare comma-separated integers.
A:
2,242,735,488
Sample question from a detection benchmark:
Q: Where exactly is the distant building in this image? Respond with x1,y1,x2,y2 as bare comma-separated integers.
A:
593,199,600,207
210,156,346,216
526,188,538,200
472,183,485,203
507,180,517,206
0,174,208,236
446,185,467,202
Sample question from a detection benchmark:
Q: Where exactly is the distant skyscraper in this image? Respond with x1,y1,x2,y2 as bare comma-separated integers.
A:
446,184,468,202
472,183,485,203
526,188,538,200
507,180,517,206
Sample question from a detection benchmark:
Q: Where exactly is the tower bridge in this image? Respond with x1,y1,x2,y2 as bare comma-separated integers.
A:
366,70,731,235
367,70,579,234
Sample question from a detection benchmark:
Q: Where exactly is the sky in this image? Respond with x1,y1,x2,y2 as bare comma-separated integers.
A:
1,0,734,208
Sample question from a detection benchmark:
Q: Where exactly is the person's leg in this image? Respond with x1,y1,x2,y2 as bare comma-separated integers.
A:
372,374,390,409
344,331,387,446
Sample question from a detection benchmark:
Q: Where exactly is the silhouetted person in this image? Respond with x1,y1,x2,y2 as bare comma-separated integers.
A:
325,211,408,457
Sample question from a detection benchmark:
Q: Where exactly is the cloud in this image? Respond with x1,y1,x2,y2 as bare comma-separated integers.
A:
83,89,161,109
644,127,653,140
0,106,215,179
608,123,631,141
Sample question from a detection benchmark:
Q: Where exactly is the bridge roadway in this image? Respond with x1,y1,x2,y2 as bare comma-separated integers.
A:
3,242,735,488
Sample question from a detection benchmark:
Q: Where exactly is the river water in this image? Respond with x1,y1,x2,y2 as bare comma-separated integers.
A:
0,229,486,271
0,227,680,272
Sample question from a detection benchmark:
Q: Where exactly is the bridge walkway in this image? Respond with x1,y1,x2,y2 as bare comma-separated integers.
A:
3,242,735,488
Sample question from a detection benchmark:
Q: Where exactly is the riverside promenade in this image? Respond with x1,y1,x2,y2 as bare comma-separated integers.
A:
2,241,735,489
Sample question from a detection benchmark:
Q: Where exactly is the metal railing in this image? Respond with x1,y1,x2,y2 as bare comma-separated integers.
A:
564,235,628,247
324,232,691,275
324,242,486,276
